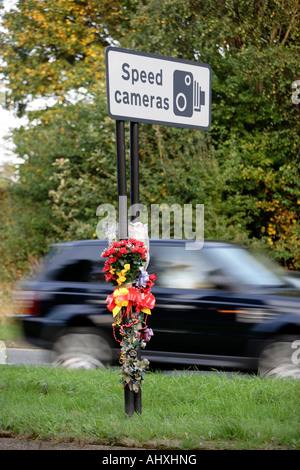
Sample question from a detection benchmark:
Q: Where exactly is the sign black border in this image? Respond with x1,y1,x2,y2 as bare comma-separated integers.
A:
105,46,212,131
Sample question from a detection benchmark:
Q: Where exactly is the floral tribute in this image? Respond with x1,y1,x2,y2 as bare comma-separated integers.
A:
102,238,156,393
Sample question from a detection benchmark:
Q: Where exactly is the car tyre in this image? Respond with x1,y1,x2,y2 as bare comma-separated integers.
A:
258,335,300,379
52,328,114,370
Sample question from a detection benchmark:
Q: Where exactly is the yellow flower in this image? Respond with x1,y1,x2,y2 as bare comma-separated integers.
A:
112,288,129,316
114,288,129,297
117,277,126,285
116,271,127,285
124,264,130,271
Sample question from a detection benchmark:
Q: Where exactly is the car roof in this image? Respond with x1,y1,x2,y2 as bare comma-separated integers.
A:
51,239,238,249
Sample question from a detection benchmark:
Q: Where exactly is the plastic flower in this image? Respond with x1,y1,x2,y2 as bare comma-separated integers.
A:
140,327,153,341
102,239,148,287
135,268,149,288
102,239,156,393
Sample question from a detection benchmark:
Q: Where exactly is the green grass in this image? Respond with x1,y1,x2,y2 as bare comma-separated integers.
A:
0,365,299,450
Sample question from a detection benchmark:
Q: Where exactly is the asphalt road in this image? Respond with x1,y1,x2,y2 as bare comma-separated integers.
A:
1,343,244,376
4,346,53,366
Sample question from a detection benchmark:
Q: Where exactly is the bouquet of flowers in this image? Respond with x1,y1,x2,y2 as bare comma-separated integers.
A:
102,238,148,286
102,238,156,392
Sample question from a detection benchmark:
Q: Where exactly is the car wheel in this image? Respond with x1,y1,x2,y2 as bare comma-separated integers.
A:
258,335,300,379
52,328,114,370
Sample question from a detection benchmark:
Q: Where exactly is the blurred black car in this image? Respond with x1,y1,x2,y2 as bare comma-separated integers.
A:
17,239,300,377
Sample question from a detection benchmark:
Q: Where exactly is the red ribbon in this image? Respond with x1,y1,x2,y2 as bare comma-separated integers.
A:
106,286,155,317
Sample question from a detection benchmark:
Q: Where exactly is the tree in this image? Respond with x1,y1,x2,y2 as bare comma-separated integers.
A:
124,0,300,268
0,0,299,274
0,0,139,115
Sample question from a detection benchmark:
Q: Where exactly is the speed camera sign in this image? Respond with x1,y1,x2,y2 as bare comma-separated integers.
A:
106,47,211,131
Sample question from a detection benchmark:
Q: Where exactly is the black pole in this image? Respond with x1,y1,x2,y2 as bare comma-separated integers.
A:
129,121,142,414
116,120,142,416
124,386,135,416
116,120,128,240
130,121,139,221
116,120,138,417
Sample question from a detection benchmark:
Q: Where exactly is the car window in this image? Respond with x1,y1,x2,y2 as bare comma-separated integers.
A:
208,247,288,287
44,245,106,284
148,245,217,289
25,245,67,280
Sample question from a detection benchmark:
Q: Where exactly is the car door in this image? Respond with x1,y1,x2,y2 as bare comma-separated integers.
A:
43,243,110,314
146,243,258,359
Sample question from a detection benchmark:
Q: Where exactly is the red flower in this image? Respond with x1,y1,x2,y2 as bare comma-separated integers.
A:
119,247,128,254
103,263,111,272
108,256,117,264
146,274,156,288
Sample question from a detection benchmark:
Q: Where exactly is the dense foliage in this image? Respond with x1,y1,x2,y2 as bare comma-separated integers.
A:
0,0,299,281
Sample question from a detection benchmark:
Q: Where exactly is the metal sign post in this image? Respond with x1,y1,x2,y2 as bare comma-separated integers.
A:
115,119,141,416
130,121,139,217
116,120,128,240
129,121,142,415
106,46,211,417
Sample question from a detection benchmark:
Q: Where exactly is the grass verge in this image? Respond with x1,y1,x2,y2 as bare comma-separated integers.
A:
0,365,299,450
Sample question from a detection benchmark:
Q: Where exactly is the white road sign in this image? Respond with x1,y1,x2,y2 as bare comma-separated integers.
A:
106,47,211,131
